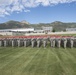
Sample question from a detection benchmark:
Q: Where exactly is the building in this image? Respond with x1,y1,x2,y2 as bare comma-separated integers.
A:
66,28,76,32
42,26,53,32
34,30,44,33
0,28,34,36
11,28,34,32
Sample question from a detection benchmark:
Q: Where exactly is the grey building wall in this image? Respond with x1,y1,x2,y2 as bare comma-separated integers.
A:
66,28,76,31
42,26,53,32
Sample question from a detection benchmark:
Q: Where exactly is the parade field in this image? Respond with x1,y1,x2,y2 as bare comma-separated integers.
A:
0,47,76,75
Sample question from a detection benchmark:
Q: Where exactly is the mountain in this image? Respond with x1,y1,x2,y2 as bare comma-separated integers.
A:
51,21,63,25
31,21,76,31
0,20,30,29
21,20,30,25
0,20,76,31
50,21,76,31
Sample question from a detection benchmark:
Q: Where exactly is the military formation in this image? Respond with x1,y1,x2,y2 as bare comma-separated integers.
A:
0,36,76,48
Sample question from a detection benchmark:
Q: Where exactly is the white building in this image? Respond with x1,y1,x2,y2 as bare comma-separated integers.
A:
66,28,76,32
42,26,53,32
0,28,34,36
0,28,34,32
34,30,44,33
11,28,34,32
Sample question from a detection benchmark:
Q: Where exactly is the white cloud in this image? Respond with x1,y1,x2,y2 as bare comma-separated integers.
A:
0,0,76,17
0,8,10,17
24,10,30,12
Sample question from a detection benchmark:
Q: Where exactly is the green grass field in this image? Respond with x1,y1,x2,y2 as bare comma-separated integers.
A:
0,47,76,75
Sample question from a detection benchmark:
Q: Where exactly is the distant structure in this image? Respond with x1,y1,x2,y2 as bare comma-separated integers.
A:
66,28,76,32
34,30,44,33
10,28,34,32
0,28,34,36
42,26,53,33
0,26,53,36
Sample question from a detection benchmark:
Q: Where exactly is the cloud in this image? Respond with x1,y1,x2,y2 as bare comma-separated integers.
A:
0,0,76,17
0,8,10,17
24,10,30,12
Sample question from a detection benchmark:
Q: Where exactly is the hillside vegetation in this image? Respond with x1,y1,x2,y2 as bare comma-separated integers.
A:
0,20,30,29
0,21,76,31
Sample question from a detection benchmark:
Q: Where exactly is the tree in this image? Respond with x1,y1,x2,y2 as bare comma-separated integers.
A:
52,29,55,32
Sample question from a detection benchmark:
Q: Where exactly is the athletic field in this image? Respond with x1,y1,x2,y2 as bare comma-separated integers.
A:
0,47,76,75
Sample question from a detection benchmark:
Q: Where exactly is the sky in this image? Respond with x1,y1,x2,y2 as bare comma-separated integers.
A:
0,0,76,24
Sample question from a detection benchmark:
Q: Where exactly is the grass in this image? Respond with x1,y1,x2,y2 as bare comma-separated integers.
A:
0,47,76,75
